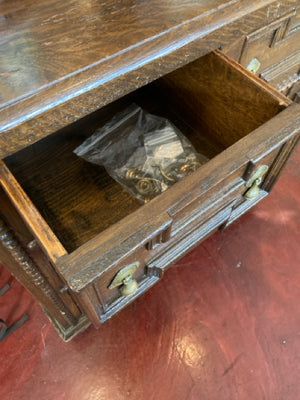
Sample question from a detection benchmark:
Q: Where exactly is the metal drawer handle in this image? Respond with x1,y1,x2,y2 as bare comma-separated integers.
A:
108,262,139,297
244,177,263,199
244,164,269,200
247,58,261,74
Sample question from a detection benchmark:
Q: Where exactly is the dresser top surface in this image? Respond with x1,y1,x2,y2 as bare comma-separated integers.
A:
1,0,280,107
1,0,235,106
0,0,286,157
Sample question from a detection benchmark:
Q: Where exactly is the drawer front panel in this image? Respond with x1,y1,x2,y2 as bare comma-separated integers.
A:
260,50,300,98
77,264,162,325
239,10,299,75
79,201,235,326
226,133,300,226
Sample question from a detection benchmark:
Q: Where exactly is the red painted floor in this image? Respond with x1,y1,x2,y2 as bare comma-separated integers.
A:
1,146,299,400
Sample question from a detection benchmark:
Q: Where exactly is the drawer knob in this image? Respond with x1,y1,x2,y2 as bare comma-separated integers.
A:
247,58,261,74
120,275,138,297
244,177,262,199
108,262,140,297
244,164,269,200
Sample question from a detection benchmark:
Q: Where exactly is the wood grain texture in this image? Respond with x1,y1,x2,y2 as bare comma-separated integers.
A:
0,161,66,263
0,166,89,338
3,118,143,253
0,191,90,338
0,0,296,157
0,215,77,327
158,50,289,148
0,0,234,106
260,50,300,94
238,10,297,64
225,2,300,99
0,185,82,320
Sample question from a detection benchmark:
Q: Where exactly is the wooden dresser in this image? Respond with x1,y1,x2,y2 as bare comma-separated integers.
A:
0,0,299,340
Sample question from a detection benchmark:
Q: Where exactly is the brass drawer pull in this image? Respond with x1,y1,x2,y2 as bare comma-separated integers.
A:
247,58,261,74
244,164,269,200
244,177,263,199
108,262,140,297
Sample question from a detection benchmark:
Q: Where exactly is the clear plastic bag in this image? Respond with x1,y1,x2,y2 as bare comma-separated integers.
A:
74,104,208,203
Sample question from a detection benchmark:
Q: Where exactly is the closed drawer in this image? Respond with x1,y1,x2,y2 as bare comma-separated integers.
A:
1,51,300,326
238,9,300,77
260,50,300,100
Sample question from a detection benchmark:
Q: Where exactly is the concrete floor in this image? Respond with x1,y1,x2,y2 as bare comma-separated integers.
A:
1,145,299,400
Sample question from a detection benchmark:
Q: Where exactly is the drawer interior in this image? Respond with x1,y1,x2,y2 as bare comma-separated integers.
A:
4,51,286,254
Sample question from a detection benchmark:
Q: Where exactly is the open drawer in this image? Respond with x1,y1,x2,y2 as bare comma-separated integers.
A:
1,51,300,327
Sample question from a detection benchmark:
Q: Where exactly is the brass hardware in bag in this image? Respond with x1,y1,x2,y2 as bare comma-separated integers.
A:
108,262,140,297
244,164,269,200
